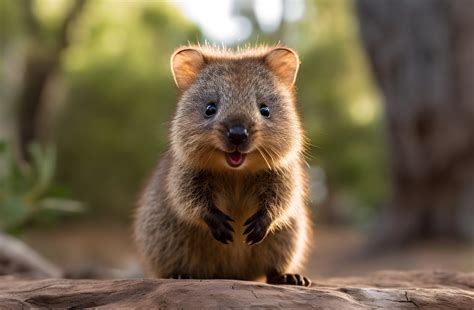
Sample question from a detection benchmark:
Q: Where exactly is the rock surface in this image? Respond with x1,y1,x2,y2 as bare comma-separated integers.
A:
0,270,473,309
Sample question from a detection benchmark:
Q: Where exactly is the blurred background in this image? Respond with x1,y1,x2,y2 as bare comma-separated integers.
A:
0,0,472,279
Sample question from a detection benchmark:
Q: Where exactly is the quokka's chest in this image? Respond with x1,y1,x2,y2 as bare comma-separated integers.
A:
213,178,260,224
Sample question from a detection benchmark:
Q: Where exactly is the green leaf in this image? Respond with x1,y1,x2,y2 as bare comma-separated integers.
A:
0,197,30,230
37,198,84,213
0,140,6,154
0,141,81,233
27,143,57,201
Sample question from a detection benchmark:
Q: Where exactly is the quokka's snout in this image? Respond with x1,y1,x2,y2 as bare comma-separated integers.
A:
227,126,248,146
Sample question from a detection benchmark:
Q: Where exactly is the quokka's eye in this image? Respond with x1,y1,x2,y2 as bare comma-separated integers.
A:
259,104,270,118
205,103,217,117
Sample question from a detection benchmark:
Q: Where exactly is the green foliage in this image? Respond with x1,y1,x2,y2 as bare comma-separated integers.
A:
54,2,201,217
0,141,82,233
0,0,22,43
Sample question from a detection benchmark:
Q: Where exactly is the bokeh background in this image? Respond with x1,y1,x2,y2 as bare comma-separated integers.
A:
1,0,473,279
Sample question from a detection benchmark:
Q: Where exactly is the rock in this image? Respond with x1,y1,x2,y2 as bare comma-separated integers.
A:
314,270,474,290
0,270,472,309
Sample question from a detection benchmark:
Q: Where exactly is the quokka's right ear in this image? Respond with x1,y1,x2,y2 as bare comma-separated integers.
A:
171,47,205,90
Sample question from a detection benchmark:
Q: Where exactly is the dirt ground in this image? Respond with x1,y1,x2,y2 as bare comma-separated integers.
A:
22,221,474,280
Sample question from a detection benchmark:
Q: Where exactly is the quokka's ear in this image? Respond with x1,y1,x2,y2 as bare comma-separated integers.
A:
171,47,205,90
264,47,300,86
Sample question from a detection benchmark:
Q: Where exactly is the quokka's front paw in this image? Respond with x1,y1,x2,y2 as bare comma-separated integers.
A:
243,209,271,245
203,207,235,244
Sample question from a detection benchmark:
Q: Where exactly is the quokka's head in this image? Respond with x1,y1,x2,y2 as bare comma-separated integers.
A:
169,45,305,172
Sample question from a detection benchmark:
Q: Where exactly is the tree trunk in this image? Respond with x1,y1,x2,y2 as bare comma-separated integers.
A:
356,0,474,246
16,0,87,161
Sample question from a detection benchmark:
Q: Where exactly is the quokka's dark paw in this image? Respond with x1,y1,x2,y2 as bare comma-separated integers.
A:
267,273,311,287
243,209,271,245
203,207,235,244
170,274,192,279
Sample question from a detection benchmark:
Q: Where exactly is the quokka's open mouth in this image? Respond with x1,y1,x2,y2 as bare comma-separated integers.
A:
226,151,246,168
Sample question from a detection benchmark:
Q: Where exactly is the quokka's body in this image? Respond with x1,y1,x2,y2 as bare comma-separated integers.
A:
134,45,312,286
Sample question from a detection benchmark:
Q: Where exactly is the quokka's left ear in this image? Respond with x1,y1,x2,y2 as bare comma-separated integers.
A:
264,47,300,86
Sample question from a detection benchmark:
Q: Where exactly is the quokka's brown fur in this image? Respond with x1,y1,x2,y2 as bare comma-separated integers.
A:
134,44,313,286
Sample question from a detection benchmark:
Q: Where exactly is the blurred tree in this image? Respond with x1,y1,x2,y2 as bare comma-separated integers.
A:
15,0,87,161
357,0,474,245
297,1,387,223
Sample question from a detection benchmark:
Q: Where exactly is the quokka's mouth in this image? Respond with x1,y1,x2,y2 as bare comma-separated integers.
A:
226,151,246,168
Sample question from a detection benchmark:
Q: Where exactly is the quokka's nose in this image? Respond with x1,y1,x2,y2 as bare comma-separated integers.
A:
227,126,249,146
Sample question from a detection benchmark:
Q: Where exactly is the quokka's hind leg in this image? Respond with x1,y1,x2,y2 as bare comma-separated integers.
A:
267,270,311,287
